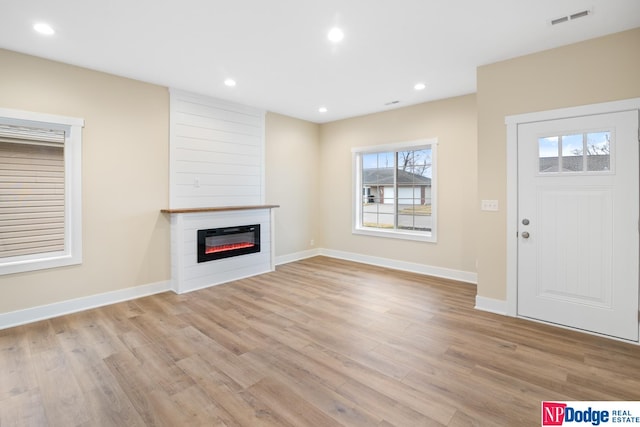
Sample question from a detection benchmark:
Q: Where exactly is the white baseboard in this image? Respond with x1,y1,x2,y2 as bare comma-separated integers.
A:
275,248,322,266
1,248,478,330
474,295,508,315
173,267,275,294
317,248,477,284
0,280,171,330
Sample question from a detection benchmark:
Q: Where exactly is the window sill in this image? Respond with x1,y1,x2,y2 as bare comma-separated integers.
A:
352,226,436,243
0,253,82,276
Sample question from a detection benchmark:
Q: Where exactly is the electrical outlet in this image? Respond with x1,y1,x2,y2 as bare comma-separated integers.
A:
481,199,499,211
310,239,315,246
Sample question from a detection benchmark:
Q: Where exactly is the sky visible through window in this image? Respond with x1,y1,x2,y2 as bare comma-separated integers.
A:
362,152,394,169
362,150,432,178
538,131,609,157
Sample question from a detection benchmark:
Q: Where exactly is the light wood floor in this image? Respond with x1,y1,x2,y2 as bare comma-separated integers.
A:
1,256,639,426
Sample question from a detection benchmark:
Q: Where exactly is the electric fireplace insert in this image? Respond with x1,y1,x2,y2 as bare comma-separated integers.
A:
197,224,260,263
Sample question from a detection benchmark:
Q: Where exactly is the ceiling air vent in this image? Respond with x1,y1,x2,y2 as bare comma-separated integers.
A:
570,10,591,20
551,16,569,25
550,9,591,25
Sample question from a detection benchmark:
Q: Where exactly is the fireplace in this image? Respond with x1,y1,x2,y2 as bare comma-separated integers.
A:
197,224,260,263
163,206,277,293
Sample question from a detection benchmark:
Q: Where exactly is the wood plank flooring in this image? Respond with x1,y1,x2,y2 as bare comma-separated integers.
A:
1,256,639,426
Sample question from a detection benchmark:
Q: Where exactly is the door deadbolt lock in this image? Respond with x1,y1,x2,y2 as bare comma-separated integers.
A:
522,219,530,225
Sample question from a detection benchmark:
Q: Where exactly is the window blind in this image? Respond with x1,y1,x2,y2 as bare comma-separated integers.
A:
0,124,65,258
0,123,65,146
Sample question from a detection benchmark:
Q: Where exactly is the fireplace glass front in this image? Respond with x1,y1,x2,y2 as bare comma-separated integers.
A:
197,224,260,263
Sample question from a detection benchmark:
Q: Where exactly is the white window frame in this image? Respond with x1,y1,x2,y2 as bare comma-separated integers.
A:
352,138,437,243
0,108,84,275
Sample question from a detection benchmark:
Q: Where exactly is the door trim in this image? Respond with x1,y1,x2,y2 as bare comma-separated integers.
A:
504,98,640,327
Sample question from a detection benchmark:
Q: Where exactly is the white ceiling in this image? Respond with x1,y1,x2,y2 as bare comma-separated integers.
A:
1,1,639,123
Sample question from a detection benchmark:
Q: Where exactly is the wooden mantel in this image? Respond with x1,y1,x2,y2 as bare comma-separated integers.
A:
161,205,279,214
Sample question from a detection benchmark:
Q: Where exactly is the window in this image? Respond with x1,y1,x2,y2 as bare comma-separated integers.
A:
0,108,84,275
538,130,612,174
352,139,437,242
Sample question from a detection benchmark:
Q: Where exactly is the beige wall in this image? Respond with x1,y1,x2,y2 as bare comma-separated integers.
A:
265,112,321,257
476,28,640,300
3,26,637,318
0,49,170,313
319,94,478,274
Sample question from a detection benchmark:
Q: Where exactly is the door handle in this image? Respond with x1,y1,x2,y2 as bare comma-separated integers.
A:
521,231,530,238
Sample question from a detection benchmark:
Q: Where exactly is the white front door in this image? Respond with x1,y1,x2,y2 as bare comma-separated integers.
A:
517,110,639,341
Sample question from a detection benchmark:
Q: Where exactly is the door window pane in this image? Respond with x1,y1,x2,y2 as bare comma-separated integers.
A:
587,131,610,171
561,134,583,172
539,136,559,173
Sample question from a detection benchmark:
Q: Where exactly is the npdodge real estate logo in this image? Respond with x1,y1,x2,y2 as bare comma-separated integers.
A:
542,402,640,426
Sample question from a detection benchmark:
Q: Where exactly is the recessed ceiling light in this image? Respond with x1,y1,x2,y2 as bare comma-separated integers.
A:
318,106,328,113
414,82,427,91
224,78,236,87
33,22,55,36
327,27,344,43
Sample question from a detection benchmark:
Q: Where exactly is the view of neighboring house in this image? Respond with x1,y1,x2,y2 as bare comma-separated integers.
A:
539,154,610,173
362,168,431,206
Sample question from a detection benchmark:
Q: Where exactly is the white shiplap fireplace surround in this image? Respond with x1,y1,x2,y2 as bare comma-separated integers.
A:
163,90,277,294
